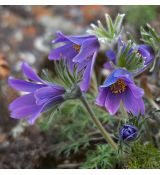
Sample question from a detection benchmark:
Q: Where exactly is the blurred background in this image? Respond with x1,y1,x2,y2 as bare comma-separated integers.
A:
0,5,160,168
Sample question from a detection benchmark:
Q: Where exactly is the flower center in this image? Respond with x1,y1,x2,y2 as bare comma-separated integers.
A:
136,50,145,59
73,44,81,52
110,79,126,94
137,51,143,57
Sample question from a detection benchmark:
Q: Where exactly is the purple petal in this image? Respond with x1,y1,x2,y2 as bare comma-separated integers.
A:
113,68,132,79
79,61,92,91
26,106,44,125
11,104,42,119
138,46,150,58
10,92,64,124
9,93,44,124
79,52,97,91
34,86,65,105
73,38,99,63
138,44,154,53
103,62,114,70
8,77,46,92
52,32,97,45
95,87,108,107
27,95,64,124
138,45,154,65
101,68,132,88
22,63,61,87
52,31,71,44
69,35,97,45
9,93,35,111
122,88,143,116
22,62,44,83
105,90,121,115
128,83,144,98
101,74,118,88
105,50,116,63
48,43,77,60
42,96,64,112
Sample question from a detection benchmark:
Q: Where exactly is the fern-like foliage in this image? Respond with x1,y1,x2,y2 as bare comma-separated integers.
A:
39,98,115,158
87,13,125,47
81,144,120,169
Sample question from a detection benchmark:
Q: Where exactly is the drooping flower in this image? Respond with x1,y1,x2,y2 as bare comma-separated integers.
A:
104,39,154,74
119,124,138,141
8,62,65,124
135,44,154,74
48,31,100,91
95,68,145,116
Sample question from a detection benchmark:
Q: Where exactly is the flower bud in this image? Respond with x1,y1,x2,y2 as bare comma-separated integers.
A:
119,124,138,141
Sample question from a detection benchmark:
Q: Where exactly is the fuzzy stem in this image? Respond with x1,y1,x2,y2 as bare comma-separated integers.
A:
80,94,118,150
120,102,128,120
92,70,98,94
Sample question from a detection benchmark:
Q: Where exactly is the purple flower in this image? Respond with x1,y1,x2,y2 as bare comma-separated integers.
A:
135,44,154,74
8,62,65,124
119,124,138,141
103,50,116,70
104,39,154,74
96,68,145,116
48,31,100,91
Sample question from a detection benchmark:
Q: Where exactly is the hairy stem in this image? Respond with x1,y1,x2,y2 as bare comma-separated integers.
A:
92,70,98,94
80,94,118,150
120,102,128,120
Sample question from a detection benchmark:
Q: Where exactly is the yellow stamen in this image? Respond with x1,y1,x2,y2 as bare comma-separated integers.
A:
73,44,81,52
110,79,126,94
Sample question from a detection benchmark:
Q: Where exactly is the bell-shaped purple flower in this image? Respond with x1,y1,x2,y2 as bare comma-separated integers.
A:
8,62,65,124
135,44,154,74
96,68,145,116
104,39,154,74
48,31,100,91
119,124,138,141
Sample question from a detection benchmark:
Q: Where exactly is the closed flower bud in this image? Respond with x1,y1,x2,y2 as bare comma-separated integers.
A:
119,124,138,141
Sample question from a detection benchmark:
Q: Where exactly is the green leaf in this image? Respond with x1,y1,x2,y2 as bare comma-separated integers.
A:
53,60,83,88
105,14,114,38
114,13,125,34
87,13,125,46
141,25,160,51
146,24,160,42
